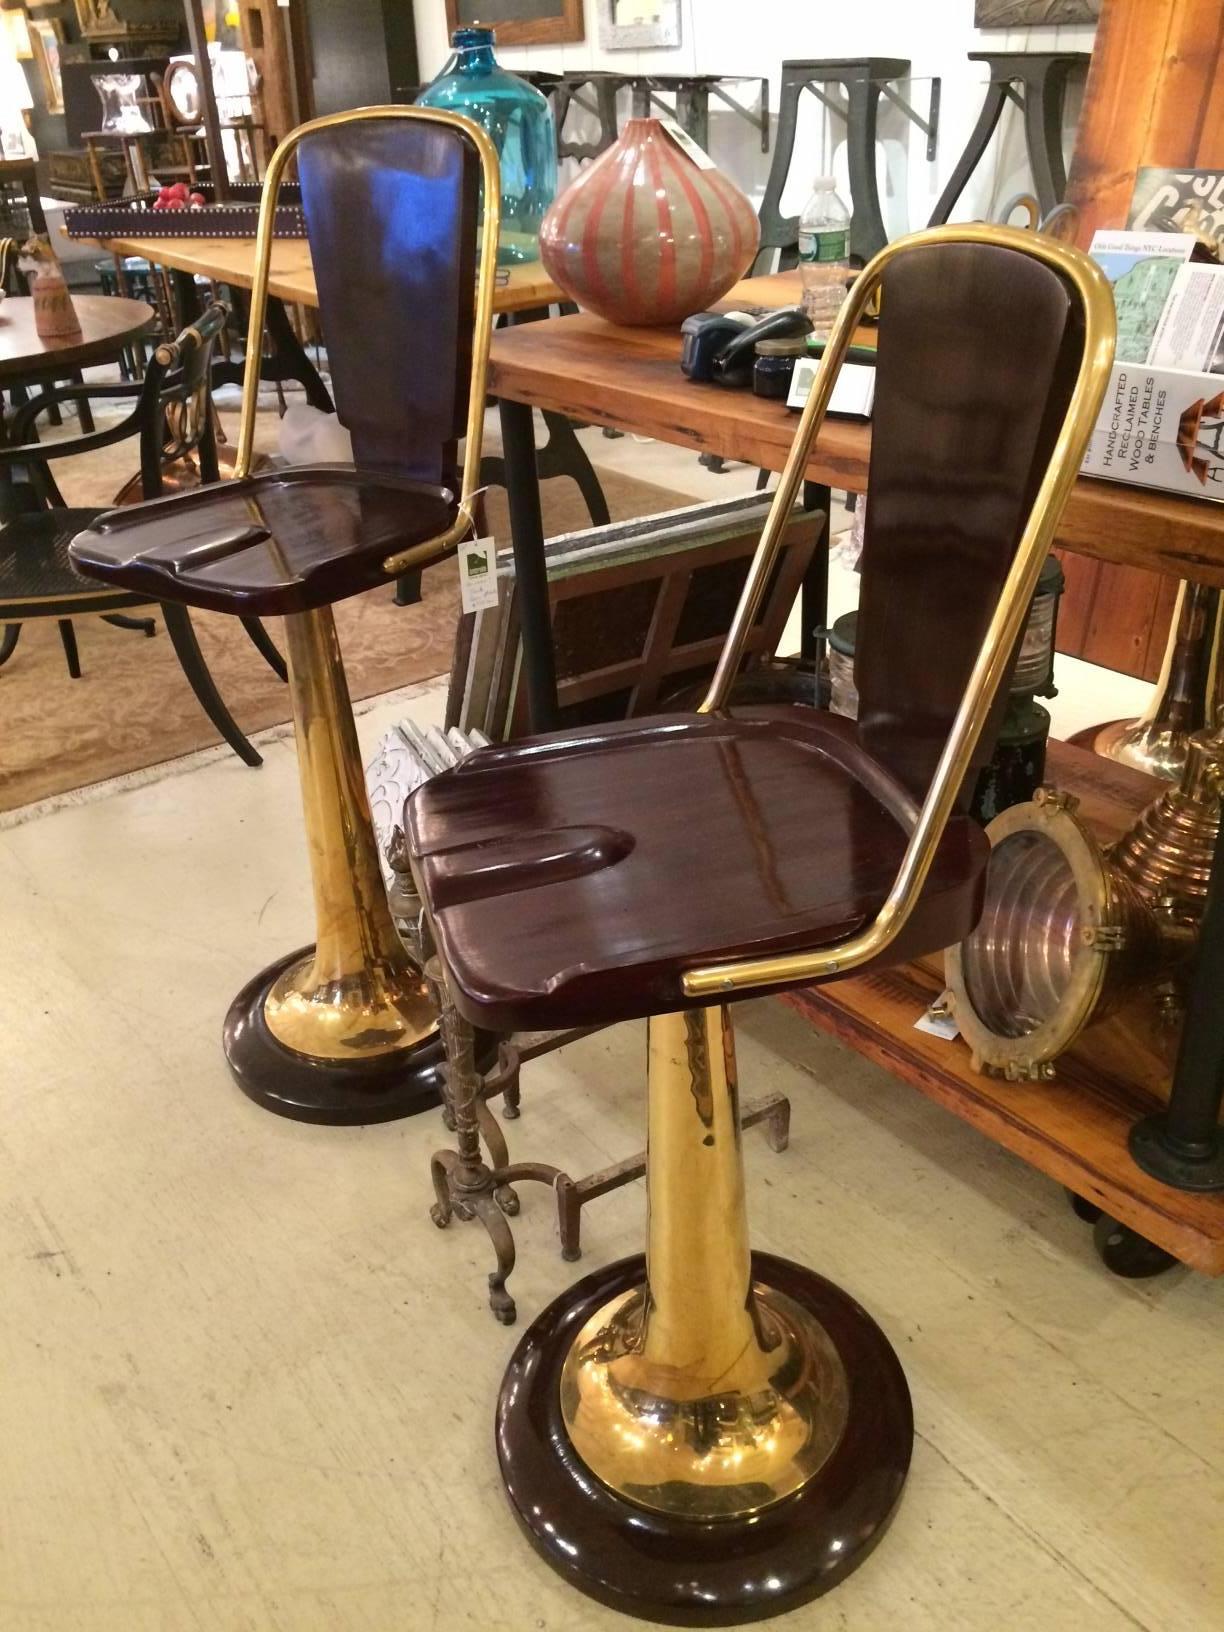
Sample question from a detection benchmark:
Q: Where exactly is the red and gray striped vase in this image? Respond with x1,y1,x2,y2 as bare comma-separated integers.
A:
539,117,761,326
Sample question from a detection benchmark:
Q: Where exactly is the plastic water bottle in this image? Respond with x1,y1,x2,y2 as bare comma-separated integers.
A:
798,177,851,330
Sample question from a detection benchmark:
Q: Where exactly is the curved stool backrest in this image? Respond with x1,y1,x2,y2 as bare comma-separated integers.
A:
233,106,501,566
853,237,1087,802
689,223,1117,1002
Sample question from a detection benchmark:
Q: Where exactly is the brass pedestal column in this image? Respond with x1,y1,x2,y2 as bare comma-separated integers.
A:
223,607,446,1122
497,1007,912,1624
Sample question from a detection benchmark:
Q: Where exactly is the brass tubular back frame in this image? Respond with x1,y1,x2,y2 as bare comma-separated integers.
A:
232,104,502,575
687,223,1117,1000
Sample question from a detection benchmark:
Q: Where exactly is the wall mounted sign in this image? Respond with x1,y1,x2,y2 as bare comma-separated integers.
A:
444,0,585,49
974,1,1100,22
598,0,682,50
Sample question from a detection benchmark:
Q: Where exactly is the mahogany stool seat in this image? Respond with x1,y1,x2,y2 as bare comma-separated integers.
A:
71,467,458,618
408,705,989,1033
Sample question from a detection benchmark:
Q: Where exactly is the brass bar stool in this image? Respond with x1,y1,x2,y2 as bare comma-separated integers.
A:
405,225,1116,1620
71,107,501,1123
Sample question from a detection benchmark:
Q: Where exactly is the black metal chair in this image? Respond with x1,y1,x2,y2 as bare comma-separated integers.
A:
0,301,285,768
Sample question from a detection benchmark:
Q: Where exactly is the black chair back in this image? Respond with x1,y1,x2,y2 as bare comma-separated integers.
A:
138,300,229,499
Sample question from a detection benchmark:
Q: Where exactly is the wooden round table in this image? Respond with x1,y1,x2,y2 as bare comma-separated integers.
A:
0,294,155,388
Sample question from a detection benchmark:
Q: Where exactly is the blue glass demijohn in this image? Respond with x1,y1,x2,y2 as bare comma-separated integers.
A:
417,27,558,266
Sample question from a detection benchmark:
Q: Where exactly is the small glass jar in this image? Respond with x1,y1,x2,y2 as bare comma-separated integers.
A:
417,26,557,266
827,610,859,719
752,336,809,399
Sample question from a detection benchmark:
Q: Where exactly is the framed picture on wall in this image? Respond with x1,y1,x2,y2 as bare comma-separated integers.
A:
598,0,682,50
444,0,584,48
974,1,1099,22
29,17,65,116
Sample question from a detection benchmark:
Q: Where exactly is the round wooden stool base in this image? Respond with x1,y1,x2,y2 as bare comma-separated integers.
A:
497,1252,913,1627
223,947,446,1125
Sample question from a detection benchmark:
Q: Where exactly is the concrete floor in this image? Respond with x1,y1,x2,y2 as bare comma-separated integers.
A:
2,429,1214,1629
2,665,1221,1631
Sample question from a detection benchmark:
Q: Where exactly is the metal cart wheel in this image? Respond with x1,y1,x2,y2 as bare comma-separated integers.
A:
1064,1187,1102,1223
1091,1213,1179,1279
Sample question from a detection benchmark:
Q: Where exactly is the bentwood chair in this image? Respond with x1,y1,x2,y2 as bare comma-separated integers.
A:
0,302,283,767
71,107,501,1125
403,224,1115,1624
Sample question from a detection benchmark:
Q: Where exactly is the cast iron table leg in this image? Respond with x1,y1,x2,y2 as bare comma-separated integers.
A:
173,272,333,412
927,80,1008,227
801,480,831,686
1129,816,1224,1191
499,397,559,731
482,307,611,529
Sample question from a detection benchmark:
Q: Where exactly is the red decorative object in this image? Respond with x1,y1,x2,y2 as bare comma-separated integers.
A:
539,117,760,326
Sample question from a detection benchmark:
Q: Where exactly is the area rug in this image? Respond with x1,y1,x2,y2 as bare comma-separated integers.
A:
0,438,687,812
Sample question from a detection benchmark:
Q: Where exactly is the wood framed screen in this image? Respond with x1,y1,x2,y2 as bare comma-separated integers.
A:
444,0,584,48
448,494,821,739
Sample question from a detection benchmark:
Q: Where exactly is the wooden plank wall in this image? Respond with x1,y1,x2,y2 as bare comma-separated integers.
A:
1061,0,1224,681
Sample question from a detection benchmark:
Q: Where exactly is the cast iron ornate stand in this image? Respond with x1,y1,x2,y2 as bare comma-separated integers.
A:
422,951,791,1324
928,52,1089,227
757,58,940,269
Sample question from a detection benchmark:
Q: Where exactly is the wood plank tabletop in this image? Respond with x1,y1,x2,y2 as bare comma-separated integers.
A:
487,272,1224,589
781,739,1224,1275
90,234,563,316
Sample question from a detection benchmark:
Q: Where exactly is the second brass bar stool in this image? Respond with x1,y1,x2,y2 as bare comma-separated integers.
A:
70,107,501,1123
405,225,1115,1622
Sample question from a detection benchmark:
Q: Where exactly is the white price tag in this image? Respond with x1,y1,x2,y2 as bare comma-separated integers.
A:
787,356,876,419
659,117,717,170
459,536,499,614
914,995,960,1042
787,357,820,410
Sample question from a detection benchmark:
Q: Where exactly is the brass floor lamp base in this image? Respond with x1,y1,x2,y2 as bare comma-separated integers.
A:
224,945,447,1124
497,1252,912,1626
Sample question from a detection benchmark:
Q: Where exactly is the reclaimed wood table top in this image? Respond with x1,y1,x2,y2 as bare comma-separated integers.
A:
0,294,155,385
488,270,1224,590
89,233,563,316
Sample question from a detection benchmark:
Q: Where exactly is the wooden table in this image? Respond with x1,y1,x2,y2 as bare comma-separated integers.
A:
786,738,1224,1275
0,294,155,388
88,232,563,317
487,275,1224,1276
490,270,1224,592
